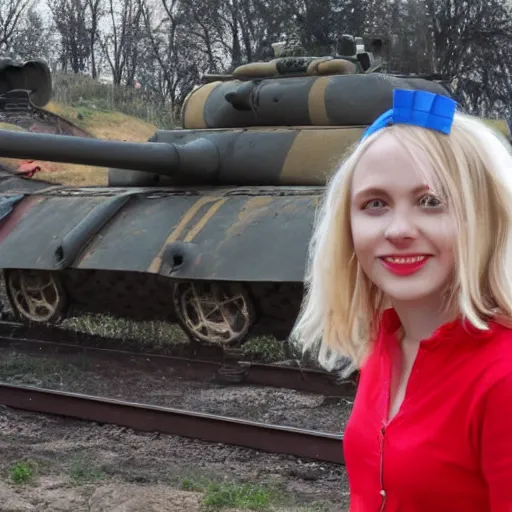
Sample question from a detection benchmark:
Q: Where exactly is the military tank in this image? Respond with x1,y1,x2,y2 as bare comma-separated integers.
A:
0,58,91,138
0,36,496,348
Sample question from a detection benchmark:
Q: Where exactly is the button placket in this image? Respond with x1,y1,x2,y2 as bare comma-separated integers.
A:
379,424,387,511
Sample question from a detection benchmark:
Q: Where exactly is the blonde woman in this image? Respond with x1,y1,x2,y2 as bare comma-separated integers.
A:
292,90,512,511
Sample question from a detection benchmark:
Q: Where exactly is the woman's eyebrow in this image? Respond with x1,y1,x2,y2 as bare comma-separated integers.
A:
351,184,430,200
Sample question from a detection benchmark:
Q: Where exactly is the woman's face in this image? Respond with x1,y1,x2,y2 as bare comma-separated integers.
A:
349,132,457,305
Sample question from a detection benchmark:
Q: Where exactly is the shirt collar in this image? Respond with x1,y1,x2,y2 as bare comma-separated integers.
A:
379,307,498,349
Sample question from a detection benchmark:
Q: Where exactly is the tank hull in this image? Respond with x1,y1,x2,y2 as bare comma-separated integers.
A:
0,186,319,281
0,186,318,344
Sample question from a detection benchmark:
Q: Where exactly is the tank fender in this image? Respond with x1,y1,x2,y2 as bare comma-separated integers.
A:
53,191,138,269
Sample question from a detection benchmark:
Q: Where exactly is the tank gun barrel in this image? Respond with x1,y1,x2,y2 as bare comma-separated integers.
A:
0,128,220,177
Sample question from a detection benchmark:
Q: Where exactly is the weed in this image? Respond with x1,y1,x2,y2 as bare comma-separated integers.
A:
62,313,288,362
181,478,204,492
69,454,106,484
202,481,280,510
9,461,34,484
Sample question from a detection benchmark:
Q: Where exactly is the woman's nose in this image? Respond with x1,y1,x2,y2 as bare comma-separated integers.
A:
384,210,418,242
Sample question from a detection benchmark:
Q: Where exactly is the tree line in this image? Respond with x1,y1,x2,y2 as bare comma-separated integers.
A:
4,0,512,119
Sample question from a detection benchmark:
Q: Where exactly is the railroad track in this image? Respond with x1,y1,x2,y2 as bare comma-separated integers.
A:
0,320,357,397
0,383,345,464
0,320,354,465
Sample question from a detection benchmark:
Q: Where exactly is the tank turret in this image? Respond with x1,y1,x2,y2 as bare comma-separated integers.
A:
111,35,453,187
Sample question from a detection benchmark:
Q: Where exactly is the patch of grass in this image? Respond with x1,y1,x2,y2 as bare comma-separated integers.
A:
45,100,157,142
51,71,176,129
202,481,280,510
62,313,187,348
179,474,284,510
181,477,205,492
9,461,34,484
69,454,106,484
179,474,336,511
241,335,287,362
61,313,289,362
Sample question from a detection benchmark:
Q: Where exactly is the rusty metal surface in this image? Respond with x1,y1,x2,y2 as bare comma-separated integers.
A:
0,383,345,464
1,270,303,338
0,333,356,397
5,105,94,138
0,189,318,282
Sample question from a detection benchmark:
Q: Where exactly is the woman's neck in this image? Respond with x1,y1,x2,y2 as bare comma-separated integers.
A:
392,297,457,343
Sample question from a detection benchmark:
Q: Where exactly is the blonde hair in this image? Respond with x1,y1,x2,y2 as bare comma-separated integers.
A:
290,113,512,372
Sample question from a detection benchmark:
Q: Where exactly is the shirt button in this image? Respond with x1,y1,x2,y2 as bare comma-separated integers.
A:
380,490,386,497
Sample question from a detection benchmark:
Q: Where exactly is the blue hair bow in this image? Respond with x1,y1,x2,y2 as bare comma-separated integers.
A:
361,89,457,142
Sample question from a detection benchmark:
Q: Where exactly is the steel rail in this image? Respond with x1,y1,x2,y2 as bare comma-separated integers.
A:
0,382,345,464
0,330,357,397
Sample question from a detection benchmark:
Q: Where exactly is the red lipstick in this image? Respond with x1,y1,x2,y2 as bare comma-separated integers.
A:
379,254,430,276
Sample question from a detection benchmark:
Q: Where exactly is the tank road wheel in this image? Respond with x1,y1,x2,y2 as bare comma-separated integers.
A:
4,270,68,324
172,281,256,347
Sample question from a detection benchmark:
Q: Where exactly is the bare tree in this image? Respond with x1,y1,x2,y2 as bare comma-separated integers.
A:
0,0,33,53
137,0,210,113
9,7,55,63
101,0,143,85
85,0,104,78
426,0,512,115
48,0,92,73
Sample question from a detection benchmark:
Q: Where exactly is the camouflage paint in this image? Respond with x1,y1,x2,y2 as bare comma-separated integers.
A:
182,73,452,129
0,187,322,282
108,127,365,188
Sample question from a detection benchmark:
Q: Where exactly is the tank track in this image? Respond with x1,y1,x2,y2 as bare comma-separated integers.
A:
0,268,303,345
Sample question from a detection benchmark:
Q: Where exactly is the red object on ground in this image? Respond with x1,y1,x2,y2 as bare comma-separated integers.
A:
17,160,41,178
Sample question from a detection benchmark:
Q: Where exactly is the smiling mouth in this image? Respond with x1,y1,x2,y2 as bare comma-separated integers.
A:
383,255,427,264
379,255,431,276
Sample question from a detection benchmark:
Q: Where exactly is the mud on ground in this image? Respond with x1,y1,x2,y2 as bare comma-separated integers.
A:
0,346,351,511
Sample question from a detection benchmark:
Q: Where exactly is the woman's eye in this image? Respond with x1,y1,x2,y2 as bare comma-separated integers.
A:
419,194,443,208
363,199,386,209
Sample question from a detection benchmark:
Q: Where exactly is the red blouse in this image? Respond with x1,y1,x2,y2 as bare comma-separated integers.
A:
343,308,512,512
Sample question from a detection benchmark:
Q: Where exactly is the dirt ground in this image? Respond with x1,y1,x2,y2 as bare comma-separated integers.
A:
0,345,351,511
0,406,349,511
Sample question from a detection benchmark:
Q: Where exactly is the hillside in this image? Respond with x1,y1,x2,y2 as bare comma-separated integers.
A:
1,102,158,187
